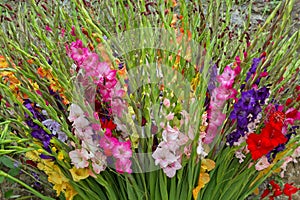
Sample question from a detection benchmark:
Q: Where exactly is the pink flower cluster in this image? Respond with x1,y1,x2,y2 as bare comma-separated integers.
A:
152,123,188,177
67,40,124,103
68,104,107,174
203,59,241,144
99,129,132,174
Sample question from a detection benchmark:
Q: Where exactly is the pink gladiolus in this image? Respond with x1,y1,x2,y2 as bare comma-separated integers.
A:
217,66,236,88
115,158,132,174
99,135,119,156
91,123,101,131
69,40,89,64
216,86,237,101
112,140,132,160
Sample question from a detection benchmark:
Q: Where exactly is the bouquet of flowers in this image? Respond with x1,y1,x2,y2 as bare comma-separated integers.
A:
0,0,299,199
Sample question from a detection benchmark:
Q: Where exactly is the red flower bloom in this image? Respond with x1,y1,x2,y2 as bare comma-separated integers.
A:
269,180,283,199
269,180,280,189
100,119,117,130
283,183,299,200
285,98,293,106
246,132,273,160
262,124,287,148
260,188,270,199
268,111,284,131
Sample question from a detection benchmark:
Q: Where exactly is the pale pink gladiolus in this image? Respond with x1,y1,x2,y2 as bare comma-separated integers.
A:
163,160,182,178
159,141,180,154
152,147,178,168
73,115,90,128
255,156,270,171
69,148,90,169
74,126,94,139
162,124,180,142
68,104,84,122
91,152,107,174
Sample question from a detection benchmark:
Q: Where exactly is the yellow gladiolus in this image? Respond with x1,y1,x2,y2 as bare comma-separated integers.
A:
69,167,89,182
193,158,216,200
65,183,78,200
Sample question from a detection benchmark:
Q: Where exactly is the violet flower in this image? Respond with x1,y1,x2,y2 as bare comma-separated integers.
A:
226,87,269,146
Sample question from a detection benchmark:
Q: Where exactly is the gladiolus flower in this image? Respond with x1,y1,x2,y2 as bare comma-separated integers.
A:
69,167,89,182
69,149,90,169
283,183,299,200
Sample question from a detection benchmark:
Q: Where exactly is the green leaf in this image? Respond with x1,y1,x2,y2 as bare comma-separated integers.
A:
0,176,5,184
4,189,14,199
0,156,14,168
8,167,20,177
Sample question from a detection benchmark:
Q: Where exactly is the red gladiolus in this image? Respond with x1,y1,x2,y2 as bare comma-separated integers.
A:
100,119,117,130
246,132,273,160
283,183,299,200
247,122,288,160
262,124,287,148
260,188,270,199
268,111,284,131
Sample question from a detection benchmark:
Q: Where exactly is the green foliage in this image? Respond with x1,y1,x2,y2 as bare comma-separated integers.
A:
0,0,299,199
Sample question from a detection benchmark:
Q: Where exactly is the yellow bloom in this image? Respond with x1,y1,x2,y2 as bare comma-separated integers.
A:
193,159,216,199
25,151,40,162
53,182,67,196
65,183,78,200
37,160,55,173
48,165,68,185
51,147,57,153
200,159,215,172
198,172,210,188
58,151,64,161
193,186,201,200
193,172,211,199
69,167,89,182
0,55,9,68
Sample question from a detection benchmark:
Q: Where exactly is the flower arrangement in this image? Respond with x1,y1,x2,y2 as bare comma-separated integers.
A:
0,0,299,199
